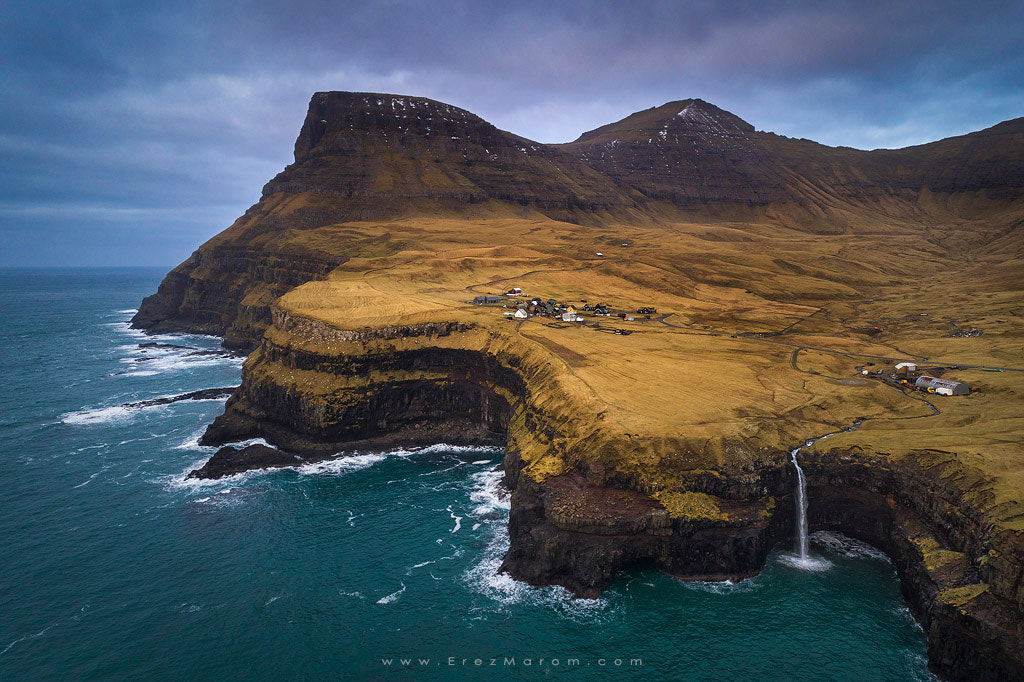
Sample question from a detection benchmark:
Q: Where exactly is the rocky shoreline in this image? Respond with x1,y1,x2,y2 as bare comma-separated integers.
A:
165,311,1022,681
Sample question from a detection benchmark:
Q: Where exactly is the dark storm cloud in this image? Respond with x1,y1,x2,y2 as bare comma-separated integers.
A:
1,0,1022,265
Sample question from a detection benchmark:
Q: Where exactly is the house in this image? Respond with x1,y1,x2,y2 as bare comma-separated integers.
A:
514,309,528,319
565,305,577,314
562,311,578,322
506,287,523,296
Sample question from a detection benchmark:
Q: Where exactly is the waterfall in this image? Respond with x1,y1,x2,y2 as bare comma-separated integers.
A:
786,419,866,568
790,446,810,560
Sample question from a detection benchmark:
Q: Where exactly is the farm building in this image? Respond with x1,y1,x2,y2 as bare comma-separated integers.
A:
895,362,917,376
514,309,528,319
506,287,523,296
915,376,970,395
472,296,502,304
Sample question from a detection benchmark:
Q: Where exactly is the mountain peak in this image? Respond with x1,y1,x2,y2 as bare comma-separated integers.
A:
560,99,777,205
261,90,638,219
570,98,754,145
292,91,489,164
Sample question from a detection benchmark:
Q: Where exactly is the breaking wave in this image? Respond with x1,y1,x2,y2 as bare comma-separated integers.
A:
376,583,406,604
62,391,230,426
61,405,140,425
461,466,620,623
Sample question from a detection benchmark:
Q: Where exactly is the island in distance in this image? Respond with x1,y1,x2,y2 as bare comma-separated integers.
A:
134,91,1024,681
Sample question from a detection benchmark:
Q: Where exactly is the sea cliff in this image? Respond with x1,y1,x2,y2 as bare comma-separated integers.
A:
192,310,1023,680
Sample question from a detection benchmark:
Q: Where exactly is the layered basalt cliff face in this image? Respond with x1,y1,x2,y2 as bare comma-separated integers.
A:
189,311,1022,681
133,245,343,349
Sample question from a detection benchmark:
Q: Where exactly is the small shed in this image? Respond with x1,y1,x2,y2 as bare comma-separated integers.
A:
514,309,528,319
895,362,917,376
915,376,969,395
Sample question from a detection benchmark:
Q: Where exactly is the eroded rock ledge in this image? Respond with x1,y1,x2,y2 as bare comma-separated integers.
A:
193,311,1022,681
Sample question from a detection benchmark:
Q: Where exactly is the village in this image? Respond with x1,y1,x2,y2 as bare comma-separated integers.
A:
473,288,984,398
472,286,658,335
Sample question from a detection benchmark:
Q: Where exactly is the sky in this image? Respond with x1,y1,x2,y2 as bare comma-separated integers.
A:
2,0,1023,267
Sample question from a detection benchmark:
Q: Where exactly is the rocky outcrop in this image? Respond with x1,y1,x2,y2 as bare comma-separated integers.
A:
132,244,344,350
500,450,787,596
122,386,237,409
187,444,304,479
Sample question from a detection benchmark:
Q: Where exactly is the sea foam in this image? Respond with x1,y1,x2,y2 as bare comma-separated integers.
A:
461,467,618,623
811,531,890,562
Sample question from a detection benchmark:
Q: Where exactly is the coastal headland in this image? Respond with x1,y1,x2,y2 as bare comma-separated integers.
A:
135,92,1024,680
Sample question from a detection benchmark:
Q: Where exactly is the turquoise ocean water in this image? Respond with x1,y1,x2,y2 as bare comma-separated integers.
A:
0,268,936,680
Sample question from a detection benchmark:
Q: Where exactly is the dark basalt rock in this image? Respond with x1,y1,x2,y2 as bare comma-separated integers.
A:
186,444,302,479
122,387,238,409
131,246,345,350
498,463,785,598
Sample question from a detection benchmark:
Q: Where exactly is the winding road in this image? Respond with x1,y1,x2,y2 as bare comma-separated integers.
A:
655,313,1023,373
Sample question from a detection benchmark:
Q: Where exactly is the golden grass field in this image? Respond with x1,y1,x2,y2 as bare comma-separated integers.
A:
225,197,1023,528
